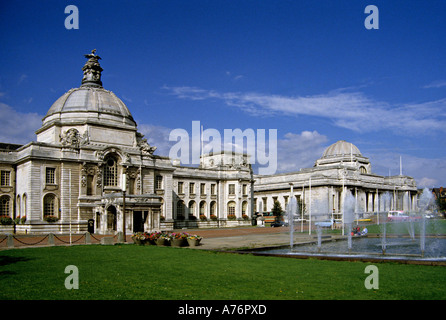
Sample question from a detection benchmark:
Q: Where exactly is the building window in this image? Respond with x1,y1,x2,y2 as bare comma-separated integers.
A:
0,196,10,216
242,184,247,195
360,166,367,174
242,201,248,215
45,167,56,184
199,201,206,216
229,184,235,195
211,184,216,195
210,201,217,215
87,175,94,195
1,171,10,186
43,194,56,217
227,201,236,216
188,201,196,217
104,157,118,186
189,182,195,195
156,175,163,190
200,183,206,195
23,194,27,216
178,182,184,194
262,198,267,212
177,201,184,217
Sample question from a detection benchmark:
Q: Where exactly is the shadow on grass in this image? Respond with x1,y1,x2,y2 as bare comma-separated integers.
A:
0,255,32,266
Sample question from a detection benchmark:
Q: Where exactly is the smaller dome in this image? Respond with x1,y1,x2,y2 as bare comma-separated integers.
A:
322,140,361,158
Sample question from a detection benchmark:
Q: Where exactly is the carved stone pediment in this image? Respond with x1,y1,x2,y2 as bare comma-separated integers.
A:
136,132,156,155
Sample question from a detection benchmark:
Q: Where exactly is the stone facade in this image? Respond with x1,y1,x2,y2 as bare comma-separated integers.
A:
253,140,418,223
0,51,417,234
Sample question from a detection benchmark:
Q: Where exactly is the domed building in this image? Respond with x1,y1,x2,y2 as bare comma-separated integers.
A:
0,50,171,235
0,51,417,237
314,140,372,174
0,50,254,235
254,140,418,226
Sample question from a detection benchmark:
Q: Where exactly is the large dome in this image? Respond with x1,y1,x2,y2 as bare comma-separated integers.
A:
42,86,136,127
41,49,136,128
322,140,361,158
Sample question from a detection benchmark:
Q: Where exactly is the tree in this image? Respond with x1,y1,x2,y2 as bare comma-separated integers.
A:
271,201,283,222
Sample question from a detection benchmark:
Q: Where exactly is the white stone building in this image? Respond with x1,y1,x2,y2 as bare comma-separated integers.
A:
0,51,253,234
253,140,418,223
0,51,417,234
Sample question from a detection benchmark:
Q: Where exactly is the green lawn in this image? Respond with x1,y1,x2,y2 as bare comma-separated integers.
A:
1,244,445,300
366,219,446,235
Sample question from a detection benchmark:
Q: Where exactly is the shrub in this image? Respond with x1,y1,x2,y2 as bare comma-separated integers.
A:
0,215,13,225
44,215,59,223
227,214,236,220
199,214,207,221
210,214,218,221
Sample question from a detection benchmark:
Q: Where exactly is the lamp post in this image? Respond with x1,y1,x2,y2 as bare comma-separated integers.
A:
122,172,127,242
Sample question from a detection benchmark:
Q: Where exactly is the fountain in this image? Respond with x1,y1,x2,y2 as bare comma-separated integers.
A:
286,197,297,250
344,191,356,252
246,188,446,265
418,188,434,257
316,225,322,252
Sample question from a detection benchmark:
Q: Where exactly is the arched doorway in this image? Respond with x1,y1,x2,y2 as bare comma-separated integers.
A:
106,205,117,232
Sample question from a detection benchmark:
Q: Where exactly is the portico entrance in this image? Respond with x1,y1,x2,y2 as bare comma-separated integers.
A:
133,211,145,233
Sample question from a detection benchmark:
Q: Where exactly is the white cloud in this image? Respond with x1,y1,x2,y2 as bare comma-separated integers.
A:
368,151,446,188
164,86,446,135
276,131,328,172
17,74,28,85
423,80,446,89
0,103,42,144
137,123,175,156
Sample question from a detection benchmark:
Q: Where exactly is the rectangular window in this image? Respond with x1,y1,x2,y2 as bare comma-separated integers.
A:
45,168,56,185
104,158,117,187
87,175,94,196
178,182,184,194
200,183,206,195
242,184,247,195
156,175,163,190
229,184,235,195
0,196,10,216
211,184,216,195
0,171,10,186
189,182,195,195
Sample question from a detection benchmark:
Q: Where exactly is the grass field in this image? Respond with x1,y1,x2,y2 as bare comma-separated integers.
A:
1,244,445,300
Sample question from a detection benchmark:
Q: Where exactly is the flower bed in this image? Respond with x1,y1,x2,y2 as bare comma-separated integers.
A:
131,231,203,247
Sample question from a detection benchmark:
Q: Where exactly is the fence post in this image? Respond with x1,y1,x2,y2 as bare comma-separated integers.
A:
7,234,14,248
85,232,91,244
48,233,55,246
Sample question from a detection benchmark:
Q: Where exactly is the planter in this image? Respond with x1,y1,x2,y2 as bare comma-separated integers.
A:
171,238,187,247
133,238,145,246
156,238,166,246
187,238,201,247
146,239,156,245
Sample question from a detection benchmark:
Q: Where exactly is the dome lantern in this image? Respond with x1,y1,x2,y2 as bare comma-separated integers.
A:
81,49,103,88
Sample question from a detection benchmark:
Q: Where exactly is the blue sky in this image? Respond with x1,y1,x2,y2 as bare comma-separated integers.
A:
0,0,445,186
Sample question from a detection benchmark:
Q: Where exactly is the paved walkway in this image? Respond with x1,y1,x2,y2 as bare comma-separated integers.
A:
0,226,330,251
183,226,327,250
